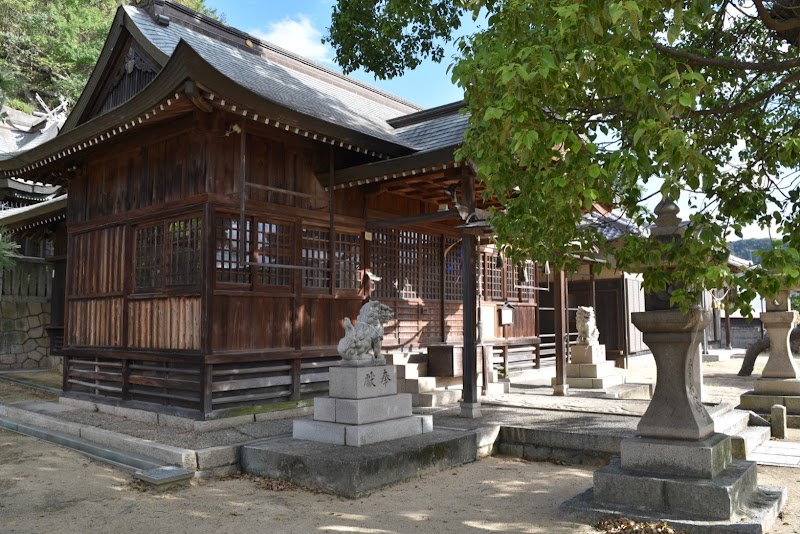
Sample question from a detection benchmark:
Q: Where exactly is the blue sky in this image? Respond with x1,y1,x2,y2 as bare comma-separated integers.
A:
205,0,468,109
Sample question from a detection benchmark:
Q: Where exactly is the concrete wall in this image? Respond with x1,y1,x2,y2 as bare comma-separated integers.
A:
0,260,53,370
721,318,764,349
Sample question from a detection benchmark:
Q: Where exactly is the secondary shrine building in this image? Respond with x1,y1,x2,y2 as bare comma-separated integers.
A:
2,1,646,418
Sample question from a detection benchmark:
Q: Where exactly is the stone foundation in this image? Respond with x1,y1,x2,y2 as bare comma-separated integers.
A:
0,299,51,370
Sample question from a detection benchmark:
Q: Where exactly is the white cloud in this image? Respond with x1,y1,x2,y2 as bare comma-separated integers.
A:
248,15,333,64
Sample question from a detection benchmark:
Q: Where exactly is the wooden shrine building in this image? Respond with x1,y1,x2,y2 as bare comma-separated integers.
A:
0,0,556,418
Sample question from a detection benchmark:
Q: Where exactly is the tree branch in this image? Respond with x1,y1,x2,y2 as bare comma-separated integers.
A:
753,0,800,32
653,42,800,72
688,70,800,117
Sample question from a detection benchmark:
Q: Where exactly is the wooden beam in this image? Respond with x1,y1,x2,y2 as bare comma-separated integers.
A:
366,209,460,229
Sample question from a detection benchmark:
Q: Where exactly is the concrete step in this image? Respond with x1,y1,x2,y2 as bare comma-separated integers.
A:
401,376,462,393
396,363,427,380
563,375,625,389
713,408,750,437
385,352,426,366
602,382,652,400
412,389,463,408
730,426,771,460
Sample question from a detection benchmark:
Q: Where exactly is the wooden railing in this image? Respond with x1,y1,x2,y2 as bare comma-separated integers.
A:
0,258,53,299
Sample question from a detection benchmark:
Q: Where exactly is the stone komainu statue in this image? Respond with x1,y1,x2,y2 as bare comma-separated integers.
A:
576,306,600,345
337,301,395,361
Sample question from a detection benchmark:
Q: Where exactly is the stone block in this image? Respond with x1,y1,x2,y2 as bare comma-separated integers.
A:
403,376,438,393
570,344,606,364
771,405,787,439
784,396,800,413
133,466,194,491
740,392,785,412
396,363,426,379
344,415,430,447
79,426,197,468
620,433,732,479
22,339,38,352
328,365,397,399
314,397,337,422
594,458,758,521
28,316,40,328
384,352,410,366
196,445,240,469
754,378,800,395
594,461,665,512
3,406,82,437
293,419,346,445
334,394,412,425
568,361,617,379
28,303,42,316
421,414,434,433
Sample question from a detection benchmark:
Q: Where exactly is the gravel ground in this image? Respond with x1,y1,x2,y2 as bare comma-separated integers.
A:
1,357,800,533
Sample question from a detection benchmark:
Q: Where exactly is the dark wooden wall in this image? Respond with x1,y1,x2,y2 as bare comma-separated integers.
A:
62,108,539,416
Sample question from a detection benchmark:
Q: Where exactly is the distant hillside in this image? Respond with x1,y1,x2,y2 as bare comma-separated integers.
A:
727,238,775,264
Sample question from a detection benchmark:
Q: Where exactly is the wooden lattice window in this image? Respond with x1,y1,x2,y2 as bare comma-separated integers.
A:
135,225,163,290
167,218,202,286
505,261,520,302
335,232,361,290
371,230,397,299
302,227,330,290
135,216,201,290
485,252,503,300
254,219,293,288
398,231,418,300
520,261,537,302
444,237,462,301
420,233,441,300
215,217,251,284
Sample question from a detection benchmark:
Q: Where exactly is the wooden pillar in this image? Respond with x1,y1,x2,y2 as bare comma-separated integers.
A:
553,269,568,396
725,307,733,350
460,169,480,417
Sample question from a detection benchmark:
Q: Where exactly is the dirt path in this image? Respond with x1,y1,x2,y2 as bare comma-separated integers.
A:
1,366,799,533
0,428,599,534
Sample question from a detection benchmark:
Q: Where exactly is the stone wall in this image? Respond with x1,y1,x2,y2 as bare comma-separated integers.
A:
721,318,764,349
0,299,51,370
0,260,53,370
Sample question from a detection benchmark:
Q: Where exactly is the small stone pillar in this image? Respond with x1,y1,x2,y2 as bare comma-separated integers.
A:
756,291,799,392
740,289,800,414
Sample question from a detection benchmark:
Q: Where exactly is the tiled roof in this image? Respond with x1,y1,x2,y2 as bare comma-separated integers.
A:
126,6,428,149
582,211,643,241
393,112,469,152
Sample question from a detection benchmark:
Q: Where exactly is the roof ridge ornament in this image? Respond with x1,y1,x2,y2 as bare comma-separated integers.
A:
134,0,170,26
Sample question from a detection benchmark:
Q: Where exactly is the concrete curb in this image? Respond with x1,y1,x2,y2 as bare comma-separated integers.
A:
0,402,240,474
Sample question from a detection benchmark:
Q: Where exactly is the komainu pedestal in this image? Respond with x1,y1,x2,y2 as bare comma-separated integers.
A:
562,309,786,532
293,301,432,447
556,306,623,390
